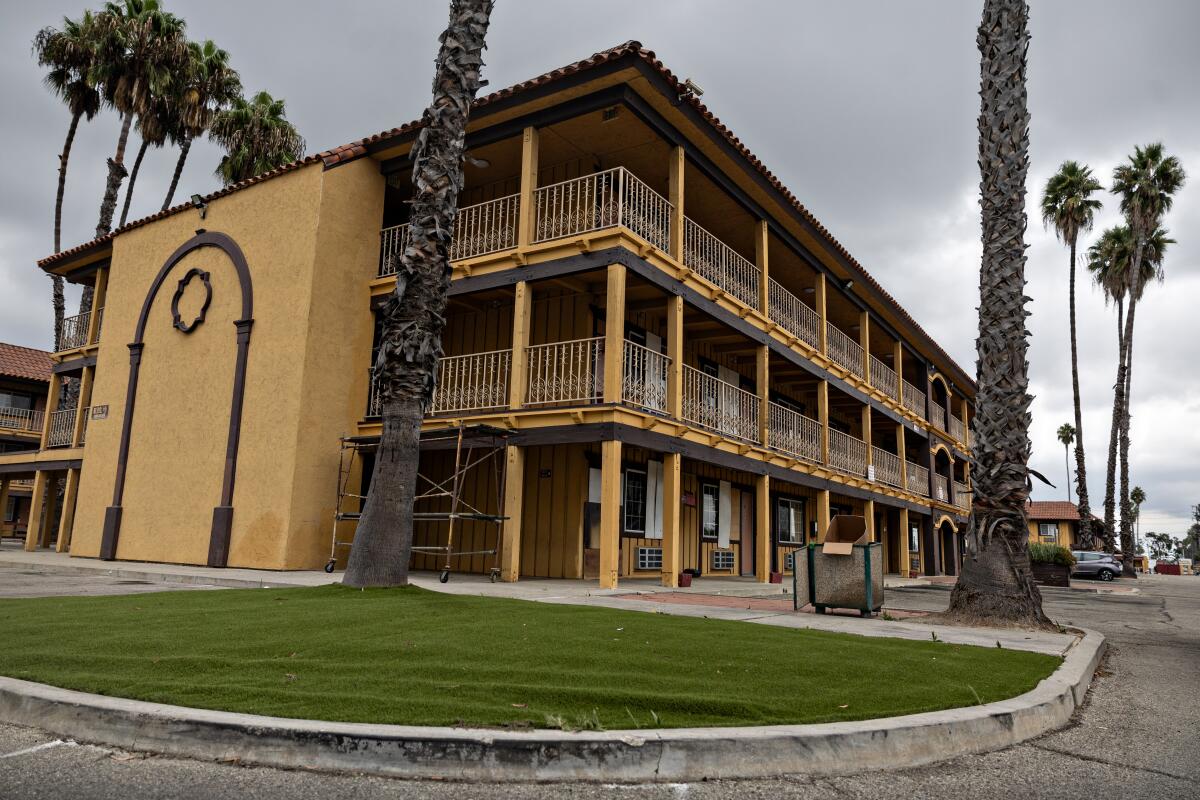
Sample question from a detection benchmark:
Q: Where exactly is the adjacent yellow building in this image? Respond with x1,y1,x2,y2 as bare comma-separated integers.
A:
2,42,976,587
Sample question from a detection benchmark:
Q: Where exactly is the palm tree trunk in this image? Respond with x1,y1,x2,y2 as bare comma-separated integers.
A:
1103,297,1124,552
95,110,133,240
1118,293,1139,576
162,135,191,211
945,0,1050,627
1064,445,1071,502
1066,235,1093,547
343,0,495,588
52,111,84,351
118,138,149,228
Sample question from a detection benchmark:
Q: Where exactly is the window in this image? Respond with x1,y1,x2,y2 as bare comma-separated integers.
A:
701,483,719,539
0,391,33,410
776,497,805,544
711,550,735,571
3,497,14,523
636,547,662,570
623,468,647,534
1039,523,1059,543
909,524,921,553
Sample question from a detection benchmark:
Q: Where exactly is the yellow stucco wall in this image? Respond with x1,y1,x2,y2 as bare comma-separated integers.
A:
1027,519,1077,548
71,160,384,569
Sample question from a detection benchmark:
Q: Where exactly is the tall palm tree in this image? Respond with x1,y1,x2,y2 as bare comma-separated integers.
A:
343,0,495,588
118,91,177,226
1056,423,1075,503
946,0,1049,627
33,12,103,349
162,39,240,210
1041,162,1102,546
89,0,188,241
1087,225,1131,551
1130,485,1145,559
1110,143,1185,575
209,91,304,186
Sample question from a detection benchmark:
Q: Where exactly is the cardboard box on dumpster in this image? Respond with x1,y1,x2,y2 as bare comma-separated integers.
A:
821,515,867,555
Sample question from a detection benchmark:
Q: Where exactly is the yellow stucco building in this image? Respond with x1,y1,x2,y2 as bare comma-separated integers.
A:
1,42,975,587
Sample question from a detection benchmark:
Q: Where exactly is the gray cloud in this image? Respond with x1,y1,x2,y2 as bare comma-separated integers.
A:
1,0,1196,533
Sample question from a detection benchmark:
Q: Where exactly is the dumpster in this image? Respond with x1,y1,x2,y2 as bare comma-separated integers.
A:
792,515,884,617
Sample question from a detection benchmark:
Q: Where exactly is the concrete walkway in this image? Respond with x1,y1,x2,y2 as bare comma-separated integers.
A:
0,546,1076,656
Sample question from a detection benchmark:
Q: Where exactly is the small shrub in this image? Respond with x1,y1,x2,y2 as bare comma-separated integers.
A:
1028,542,1076,567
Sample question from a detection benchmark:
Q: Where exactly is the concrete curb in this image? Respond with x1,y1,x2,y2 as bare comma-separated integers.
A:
0,629,1104,782
0,560,321,590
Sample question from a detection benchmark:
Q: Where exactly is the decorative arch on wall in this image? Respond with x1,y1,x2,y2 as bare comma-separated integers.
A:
930,442,954,462
99,230,254,567
929,372,952,401
935,514,958,533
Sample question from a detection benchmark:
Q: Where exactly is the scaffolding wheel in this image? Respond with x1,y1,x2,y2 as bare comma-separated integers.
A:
439,569,450,584
324,559,336,574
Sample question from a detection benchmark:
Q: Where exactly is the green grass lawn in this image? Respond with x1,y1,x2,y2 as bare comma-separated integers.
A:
0,585,1059,729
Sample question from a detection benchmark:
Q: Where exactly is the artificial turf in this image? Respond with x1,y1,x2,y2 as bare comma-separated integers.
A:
0,584,1059,729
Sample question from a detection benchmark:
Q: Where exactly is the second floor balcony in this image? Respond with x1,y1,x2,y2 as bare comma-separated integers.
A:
57,308,103,353
0,407,43,435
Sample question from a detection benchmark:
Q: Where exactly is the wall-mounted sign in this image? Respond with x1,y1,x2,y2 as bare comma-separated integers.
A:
682,491,696,507
91,405,109,420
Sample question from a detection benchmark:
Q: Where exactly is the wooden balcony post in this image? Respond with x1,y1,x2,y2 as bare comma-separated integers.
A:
661,451,682,587
894,341,904,406
509,281,531,408
815,273,828,355
864,498,876,541
499,445,525,582
598,439,622,589
0,480,9,534
516,126,539,249
38,473,60,549
22,472,49,551
755,220,769,316
756,346,769,445
898,423,909,491
55,467,81,553
860,310,870,386
861,405,873,483
755,474,770,582
666,295,683,417
603,264,626,404
86,267,109,345
960,396,970,445
668,146,685,262
38,373,62,449
899,507,911,576
817,380,830,464
816,488,830,543
71,366,94,447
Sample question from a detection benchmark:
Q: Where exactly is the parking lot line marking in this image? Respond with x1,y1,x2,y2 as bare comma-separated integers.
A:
0,739,70,759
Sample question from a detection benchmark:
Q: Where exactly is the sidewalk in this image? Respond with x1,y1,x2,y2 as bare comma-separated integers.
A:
0,547,1076,656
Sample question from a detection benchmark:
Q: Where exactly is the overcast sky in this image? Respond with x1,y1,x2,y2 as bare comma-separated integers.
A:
1,1,1196,536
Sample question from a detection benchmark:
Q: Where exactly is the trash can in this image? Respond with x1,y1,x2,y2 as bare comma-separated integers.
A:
792,515,884,617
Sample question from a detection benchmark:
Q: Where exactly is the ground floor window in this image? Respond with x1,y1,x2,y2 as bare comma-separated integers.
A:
1039,522,1059,543
701,483,719,540
3,497,14,523
775,497,805,545
636,546,662,570
623,467,647,534
909,524,921,554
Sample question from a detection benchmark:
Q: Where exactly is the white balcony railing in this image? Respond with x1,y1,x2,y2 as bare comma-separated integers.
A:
930,403,947,433
902,380,926,420
906,461,930,496
682,365,759,444
533,167,671,253
46,408,76,448
872,447,902,488
683,218,760,309
932,473,950,503
768,278,820,350
59,310,93,351
429,350,511,415
828,428,867,476
0,407,43,433
379,194,520,276
826,323,865,379
954,480,971,511
525,337,604,407
869,356,899,403
622,340,669,414
768,402,821,464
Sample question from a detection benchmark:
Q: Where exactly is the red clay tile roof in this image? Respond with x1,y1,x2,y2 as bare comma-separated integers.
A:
38,40,973,389
1026,501,1084,521
0,342,53,383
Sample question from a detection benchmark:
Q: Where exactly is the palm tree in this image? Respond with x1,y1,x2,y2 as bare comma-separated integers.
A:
89,0,189,241
161,39,240,210
1041,162,1102,547
1130,485,1145,560
33,12,103,348
1056,423,1075,503
343,0,495,588
209,91,304,186
1110,143,1185,575
118,91,177,226
945,0,1049,627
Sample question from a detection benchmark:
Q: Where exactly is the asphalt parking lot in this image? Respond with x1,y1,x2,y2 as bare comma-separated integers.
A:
0,570,1196,799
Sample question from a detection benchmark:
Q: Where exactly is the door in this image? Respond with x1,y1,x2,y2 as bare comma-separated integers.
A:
740,491,755,576
583,467,601,579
